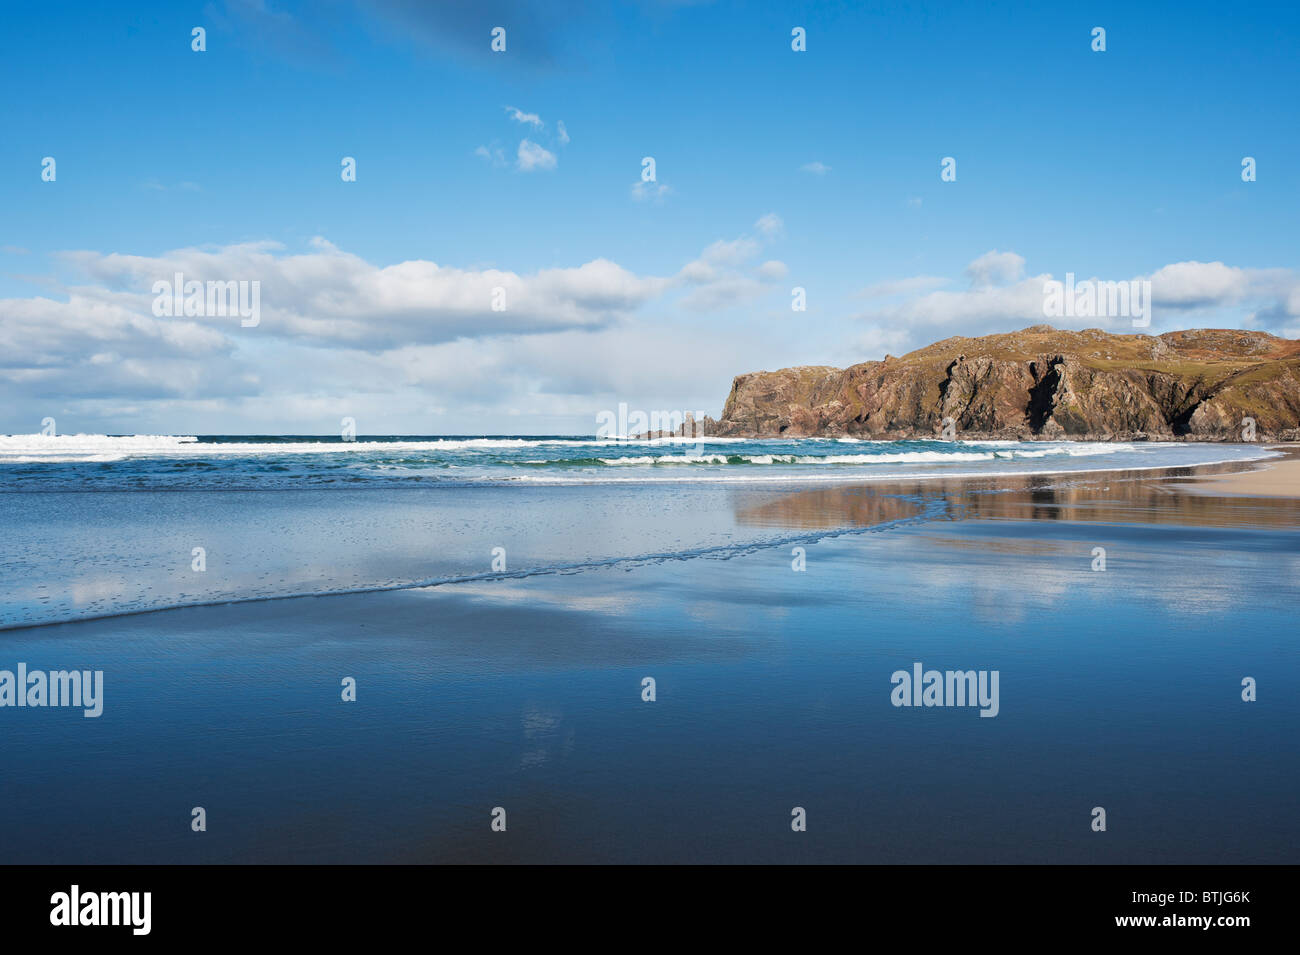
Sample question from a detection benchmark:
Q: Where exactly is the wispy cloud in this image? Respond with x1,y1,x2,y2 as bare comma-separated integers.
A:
504,105,543,128
675,215,786,310
475,144,506,167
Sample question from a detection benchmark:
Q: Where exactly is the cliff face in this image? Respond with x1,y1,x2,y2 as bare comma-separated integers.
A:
703,326,1300,441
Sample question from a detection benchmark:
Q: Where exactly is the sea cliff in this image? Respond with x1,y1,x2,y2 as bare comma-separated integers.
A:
695,326,1300,441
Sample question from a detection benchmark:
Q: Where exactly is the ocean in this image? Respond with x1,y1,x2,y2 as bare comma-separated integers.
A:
0,432,1280,490
0,435,1295,862
0,435,1277,630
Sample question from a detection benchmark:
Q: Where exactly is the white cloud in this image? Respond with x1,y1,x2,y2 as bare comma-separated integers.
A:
1,218,796,415
851,326,914,360
677,277,767,312
9,235,1296,432
754,213,783,239
853,252,1300,357
516,139,556,171
700,237,760,266
0,290,247,402
1146,261,1257,307
676,259,714,283
674,215,786,310
0,214,806,424
867,276,1053,329
504,106,543,128
474,144,506,167
56,240,668,351
965,250,1026,288
800,161,830,175
1143,261,1300,335
556,120,569,144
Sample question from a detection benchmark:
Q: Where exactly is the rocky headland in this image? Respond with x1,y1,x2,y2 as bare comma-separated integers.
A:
688,326,1300,442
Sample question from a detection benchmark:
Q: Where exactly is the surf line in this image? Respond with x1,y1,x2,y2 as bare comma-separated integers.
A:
0,495,953,633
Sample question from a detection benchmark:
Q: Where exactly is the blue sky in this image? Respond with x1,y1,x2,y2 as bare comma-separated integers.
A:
2,0,1298,434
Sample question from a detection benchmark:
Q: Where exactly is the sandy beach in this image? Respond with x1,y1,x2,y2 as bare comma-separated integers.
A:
1,448,1296,864
1188,446,1300,497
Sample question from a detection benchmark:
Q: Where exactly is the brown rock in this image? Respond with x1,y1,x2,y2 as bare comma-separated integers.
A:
698,326,1300,441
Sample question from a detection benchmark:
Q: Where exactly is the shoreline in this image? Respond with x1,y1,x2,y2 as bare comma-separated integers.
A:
2,455,1295,864
3,450,1296,635
1182,445,1300,498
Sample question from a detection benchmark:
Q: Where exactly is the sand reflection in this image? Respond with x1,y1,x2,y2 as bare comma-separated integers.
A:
734,459,1300,531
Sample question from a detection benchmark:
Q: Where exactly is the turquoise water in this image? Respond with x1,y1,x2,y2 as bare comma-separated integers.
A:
0,433,1277,489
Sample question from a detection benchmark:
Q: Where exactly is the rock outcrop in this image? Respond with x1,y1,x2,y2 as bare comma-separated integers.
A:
695,326,1300,441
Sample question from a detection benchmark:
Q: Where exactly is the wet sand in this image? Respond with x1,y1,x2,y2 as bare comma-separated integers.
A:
1186,445,1300,498
1,454,1296,863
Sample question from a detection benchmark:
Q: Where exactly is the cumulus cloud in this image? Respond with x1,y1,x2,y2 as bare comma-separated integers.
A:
1143,261,1300,335
0,289,247,401
9,233,1295,432
1146,261,1261,307
852,251,1300,359
56,239,667,351
965,250,1026,288
1,219,796,419
516,139,556,171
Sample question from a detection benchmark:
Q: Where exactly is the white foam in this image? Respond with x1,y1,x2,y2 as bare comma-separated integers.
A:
0,433,201,462
579,445,1140,467
598,454,734,465
508,447,1283,485
0,432,763,462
